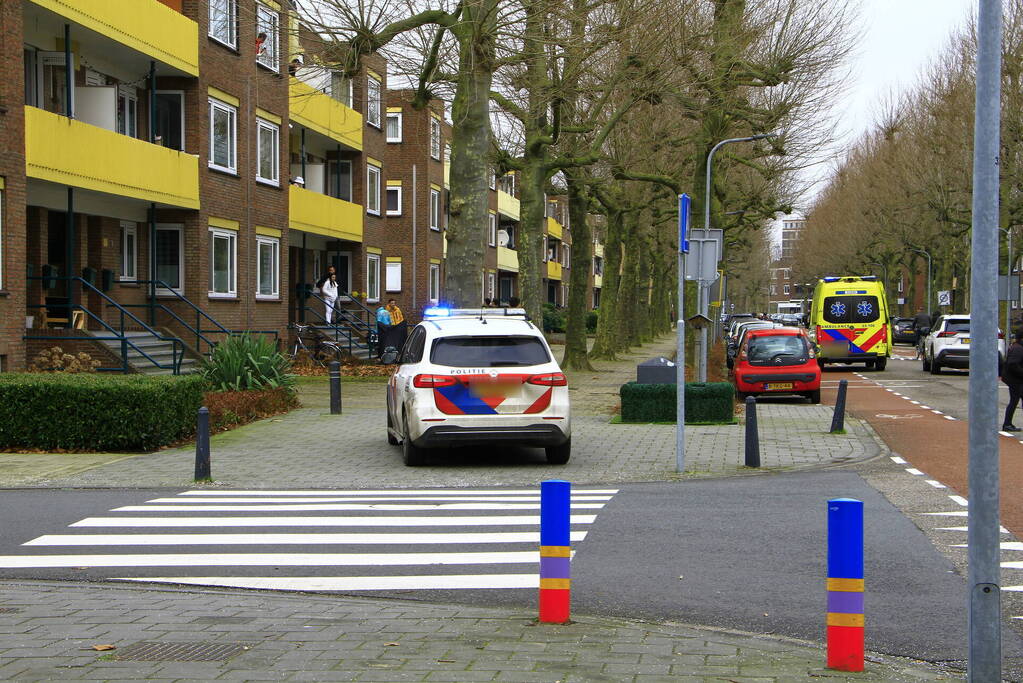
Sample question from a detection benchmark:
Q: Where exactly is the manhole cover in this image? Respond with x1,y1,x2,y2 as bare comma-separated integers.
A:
114,641,251,662
191,616,254,625
0,607,23,614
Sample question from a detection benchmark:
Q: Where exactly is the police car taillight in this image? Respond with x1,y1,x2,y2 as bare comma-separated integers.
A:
528,372,567,386
413,374,458,388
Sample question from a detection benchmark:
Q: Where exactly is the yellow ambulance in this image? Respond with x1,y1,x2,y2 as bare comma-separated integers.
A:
809,276,891,371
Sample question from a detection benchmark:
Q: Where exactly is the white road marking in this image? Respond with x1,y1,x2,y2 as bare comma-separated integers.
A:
905,468,925,476
116,575,541,591
890,456,907,464
24,531,590,547
1001,562,1023,570
921,405,932,410
111,503,608,512
951,542,1023,551
70,515,598,528
949,496,969,506
177,489,619,496
937,526,1010,533
925,480,947,489
931,410,943,415
143,496,614,504
910,400,921,405
0,551,549,569
924,511,969,517
1000,431,1015,437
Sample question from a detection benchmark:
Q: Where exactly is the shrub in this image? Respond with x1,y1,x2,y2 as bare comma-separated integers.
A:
620,381,734,424
201,333,294,392
0,374,208,451
542,303,566,333
586,310,599,333
29,346,101,373
204,386,300,431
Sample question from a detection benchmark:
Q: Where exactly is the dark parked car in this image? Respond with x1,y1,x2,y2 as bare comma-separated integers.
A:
891,317,917,344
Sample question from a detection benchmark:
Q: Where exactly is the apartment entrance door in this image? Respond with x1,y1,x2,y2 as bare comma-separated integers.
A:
331,251,352,295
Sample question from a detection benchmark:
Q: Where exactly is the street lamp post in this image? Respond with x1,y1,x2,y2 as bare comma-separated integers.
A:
698,132,779,382
910,248,932,315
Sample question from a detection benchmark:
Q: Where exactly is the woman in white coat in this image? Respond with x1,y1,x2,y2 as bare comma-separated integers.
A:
316,267,339,324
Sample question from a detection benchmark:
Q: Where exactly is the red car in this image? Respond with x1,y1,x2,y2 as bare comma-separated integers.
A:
732,327,822,403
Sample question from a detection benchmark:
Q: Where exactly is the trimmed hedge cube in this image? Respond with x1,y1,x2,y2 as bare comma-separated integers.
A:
620,381,734,424
0,374,208,451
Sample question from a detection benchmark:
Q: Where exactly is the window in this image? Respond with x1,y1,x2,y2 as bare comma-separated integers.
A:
208,98,237,172
386,112,402,142
429,189,441,230
117,86,137,138
209,0,237,48
498,173,516,195
255,3,279,70
209,228,237,297
366,164,381,215
430,117,442,159
119,222,137,281
593,256,603,276
386,261,401,292
429,264,440,302
488,214,497,247
256,236,279,298
366,253,381,302
783,284,790,295
488,272,495,300
366,75,381,128
431,336,550,368
562,246,570,269
770,284,777,295
330,160,352,201
330,72,352,107
386,185,402,216
255,118,279,185
822,296,879,324
542,236,548,262
154,224,184,292
898,277,905,293
490,170,496,190
155,91,185,150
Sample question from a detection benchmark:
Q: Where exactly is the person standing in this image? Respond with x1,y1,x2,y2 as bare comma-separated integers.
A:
911,307,931,359
375,304,393,358
1002,329,1023,431
386,299,404,325
318,268,339,324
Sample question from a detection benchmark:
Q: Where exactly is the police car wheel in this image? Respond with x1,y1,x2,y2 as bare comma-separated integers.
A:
545,438,571,465
402,413,428,466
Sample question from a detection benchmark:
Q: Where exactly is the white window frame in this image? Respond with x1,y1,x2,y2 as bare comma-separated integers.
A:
770,284,777,296
386,185,402,216
255,3,279,71
256,236,280,299
489,170,496,190
488,213,497,247
155,90,186,151
488,272,495,300
429,264,440,303
783,284,790,295
153,224,184,295
366,253,381,302
119,221,137,281
385,112,402,143
542,236,548,262
366,75,381,128
366,164,381,215
429,189,441,231
208,228,237,298
208,0,237,49
430,117,441,159
208,97,237,173
385,261,401,292
116,86,138,138
255,118,280,186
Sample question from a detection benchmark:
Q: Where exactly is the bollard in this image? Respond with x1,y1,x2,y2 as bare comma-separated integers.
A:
539,480,571,624
826,498,865,672
830,379,847,433
744,396,760,468
329,361,342,415
194,406,211,481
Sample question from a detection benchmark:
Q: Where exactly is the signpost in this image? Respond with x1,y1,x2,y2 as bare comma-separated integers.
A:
938,290,952,307
677,194,690,474
685,229,723,382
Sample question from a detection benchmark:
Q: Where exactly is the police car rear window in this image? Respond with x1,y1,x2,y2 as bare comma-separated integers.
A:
431,336,550,367
822,296,880,324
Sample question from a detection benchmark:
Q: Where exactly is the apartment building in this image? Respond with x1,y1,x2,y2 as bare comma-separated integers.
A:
543,196,571,306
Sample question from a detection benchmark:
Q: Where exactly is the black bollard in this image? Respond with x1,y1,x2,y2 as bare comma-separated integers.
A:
329,360,342,415
830,379,847,433
194,406,211,481
744,396,760,468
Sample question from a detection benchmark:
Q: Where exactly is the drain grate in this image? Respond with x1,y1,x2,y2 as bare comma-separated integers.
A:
114,641,251,662
191,616,255,625
0,607,23,614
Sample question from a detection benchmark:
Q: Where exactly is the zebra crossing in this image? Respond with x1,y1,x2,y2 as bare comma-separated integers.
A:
2,488,618,592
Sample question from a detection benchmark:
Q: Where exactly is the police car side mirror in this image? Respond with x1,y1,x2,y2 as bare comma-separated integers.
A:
380,349,400,365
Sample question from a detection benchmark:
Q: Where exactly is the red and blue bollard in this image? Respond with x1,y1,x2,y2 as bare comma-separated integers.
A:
827,497,864,671
539,480,571,623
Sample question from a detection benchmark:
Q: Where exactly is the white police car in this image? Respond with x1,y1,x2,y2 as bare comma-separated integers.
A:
385,307,572,466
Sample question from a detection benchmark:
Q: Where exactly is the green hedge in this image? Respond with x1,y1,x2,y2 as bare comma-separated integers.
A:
0,374,208,451
620,381,734,424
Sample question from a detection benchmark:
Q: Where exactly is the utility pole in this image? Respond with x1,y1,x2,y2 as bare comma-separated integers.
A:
967,0,1002,679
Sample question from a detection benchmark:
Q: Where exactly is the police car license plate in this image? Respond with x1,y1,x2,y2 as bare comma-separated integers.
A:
765,382,793,390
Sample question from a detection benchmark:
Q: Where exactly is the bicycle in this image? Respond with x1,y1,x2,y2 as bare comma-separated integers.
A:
290,323,346,366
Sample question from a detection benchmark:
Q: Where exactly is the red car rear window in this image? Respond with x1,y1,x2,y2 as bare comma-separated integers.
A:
746,335,810,366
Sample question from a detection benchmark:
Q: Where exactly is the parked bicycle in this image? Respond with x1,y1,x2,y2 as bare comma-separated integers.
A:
289,323,346,366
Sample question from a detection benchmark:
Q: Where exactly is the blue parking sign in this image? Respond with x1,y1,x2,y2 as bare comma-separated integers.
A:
679,194,691,253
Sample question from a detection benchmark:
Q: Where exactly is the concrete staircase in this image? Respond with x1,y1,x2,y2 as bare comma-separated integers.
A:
93,331,198,375
307,324,375,360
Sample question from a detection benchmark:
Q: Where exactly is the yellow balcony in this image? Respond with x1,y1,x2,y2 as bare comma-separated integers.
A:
594,243,604,258
498,190,520,221
29,0,198,76
25,106,199,208
546,216,563,240
289,79,362,150
497,247,519,273
289,185,363,243
595,274,602,287
547,260,562,281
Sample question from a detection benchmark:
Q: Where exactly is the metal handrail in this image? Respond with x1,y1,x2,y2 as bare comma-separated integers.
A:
27,276,184,373
300,304,372,355
308,290,375,335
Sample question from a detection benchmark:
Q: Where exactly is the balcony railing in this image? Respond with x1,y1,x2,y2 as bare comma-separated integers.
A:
497,247,519,273
546,216,563,240
289,78,363,150
290,185,363,242
547,261,562,281
28,0,198,76
497,190,520,221
25,106,199,208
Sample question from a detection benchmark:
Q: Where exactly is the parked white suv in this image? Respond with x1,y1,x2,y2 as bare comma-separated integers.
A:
921,314,1006,374
385,308,572,466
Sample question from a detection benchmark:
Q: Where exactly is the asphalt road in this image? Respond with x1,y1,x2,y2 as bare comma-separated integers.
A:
1,477,1020,671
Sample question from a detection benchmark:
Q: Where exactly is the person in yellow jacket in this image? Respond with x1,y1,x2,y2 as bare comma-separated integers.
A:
386,299,405,324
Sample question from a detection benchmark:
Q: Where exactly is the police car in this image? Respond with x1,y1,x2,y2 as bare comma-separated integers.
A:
384,307,571,466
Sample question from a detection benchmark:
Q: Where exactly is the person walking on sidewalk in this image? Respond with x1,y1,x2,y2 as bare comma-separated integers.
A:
1002,329,1023,431
912,307,931,359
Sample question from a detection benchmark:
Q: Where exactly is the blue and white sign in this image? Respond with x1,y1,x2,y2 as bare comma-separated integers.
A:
678,194,691,254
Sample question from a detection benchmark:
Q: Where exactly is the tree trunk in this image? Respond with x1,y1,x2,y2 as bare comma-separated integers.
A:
615,215,640,351
590,204,623,359
517,156,548,324
561,169,595,370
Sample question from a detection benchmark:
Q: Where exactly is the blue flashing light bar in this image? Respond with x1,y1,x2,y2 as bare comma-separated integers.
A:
423,306,451,318
423,307,528,319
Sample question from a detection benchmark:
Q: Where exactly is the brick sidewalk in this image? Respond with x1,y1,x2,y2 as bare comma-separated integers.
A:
0,334,879,488
0,581,959,681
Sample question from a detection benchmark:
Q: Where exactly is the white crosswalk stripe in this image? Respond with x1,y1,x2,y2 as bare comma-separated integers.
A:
5,488,617,592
